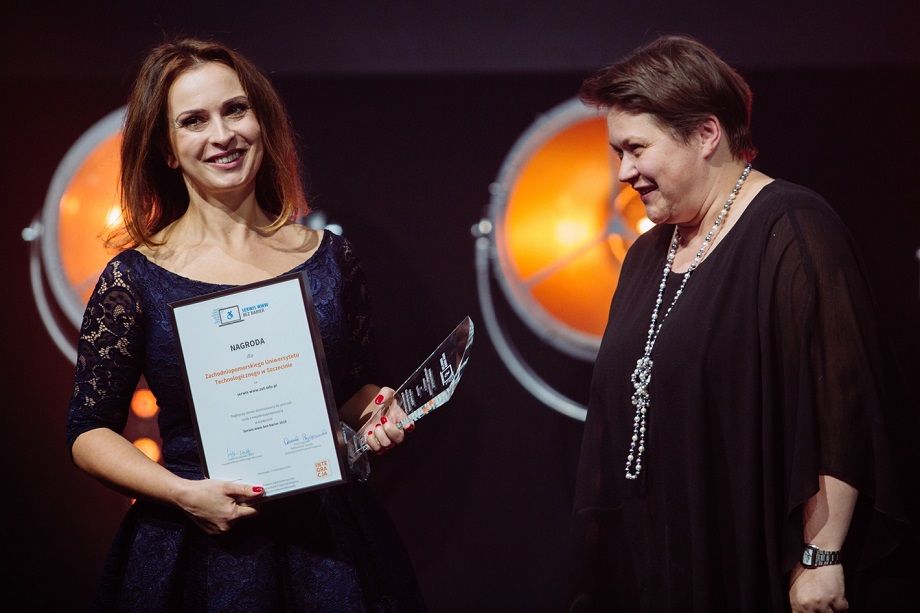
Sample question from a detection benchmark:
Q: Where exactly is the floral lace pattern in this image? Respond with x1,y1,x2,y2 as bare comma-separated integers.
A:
66,231,425,612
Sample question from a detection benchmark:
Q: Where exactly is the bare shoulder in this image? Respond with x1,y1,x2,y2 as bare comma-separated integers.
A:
743,170,774,201
272,223,324,254
132,226,180,264
133,237,164,261
726,171,774,218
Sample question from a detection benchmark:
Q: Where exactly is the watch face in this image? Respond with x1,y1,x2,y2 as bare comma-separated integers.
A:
802,546,817,567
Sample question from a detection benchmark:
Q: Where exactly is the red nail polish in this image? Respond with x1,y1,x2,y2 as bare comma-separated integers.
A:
252,486,264,493
374,394,385,405
407,422,415,431
367,431,374,436
381,415,388,424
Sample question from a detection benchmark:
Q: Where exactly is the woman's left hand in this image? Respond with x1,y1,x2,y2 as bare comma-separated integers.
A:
788,563,848,612
362,386,414,454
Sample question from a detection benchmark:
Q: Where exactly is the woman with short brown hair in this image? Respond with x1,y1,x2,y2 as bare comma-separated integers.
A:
571,34,912,612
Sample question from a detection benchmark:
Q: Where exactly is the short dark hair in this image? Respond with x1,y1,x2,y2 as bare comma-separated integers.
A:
580,34,757,162
116,37,307,247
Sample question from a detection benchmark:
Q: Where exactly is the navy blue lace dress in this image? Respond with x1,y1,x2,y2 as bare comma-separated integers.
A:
66,231,426,612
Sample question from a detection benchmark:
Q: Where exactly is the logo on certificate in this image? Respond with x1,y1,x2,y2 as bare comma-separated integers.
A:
218,306,243,326
315,460,329,478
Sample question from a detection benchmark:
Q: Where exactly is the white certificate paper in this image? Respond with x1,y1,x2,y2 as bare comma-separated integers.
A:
169,271,347,499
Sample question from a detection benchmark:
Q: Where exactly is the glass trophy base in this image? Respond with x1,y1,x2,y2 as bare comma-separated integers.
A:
343,316,474,479
342,423,371,481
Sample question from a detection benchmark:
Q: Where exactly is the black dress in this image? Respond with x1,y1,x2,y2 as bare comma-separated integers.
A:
571,180,914,611
66,231,426,612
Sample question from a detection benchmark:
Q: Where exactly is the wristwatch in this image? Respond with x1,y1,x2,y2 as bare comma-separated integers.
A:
801,544,842,568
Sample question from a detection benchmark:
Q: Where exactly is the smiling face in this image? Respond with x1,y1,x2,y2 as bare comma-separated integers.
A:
607,107,711,226
166,61,264,202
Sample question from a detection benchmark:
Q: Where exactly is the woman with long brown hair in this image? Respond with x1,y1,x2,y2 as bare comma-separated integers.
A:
66,38,425,611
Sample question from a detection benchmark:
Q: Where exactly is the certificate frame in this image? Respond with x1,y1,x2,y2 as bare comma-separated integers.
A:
169,270,349,501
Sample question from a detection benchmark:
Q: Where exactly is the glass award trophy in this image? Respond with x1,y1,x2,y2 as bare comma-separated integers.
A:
344,316,474,479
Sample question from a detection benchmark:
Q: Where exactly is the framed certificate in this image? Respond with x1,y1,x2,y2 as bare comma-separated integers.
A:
169,271,348,500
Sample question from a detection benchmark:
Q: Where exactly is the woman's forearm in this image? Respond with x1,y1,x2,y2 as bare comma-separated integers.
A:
71,427,190,504
803,474,858,549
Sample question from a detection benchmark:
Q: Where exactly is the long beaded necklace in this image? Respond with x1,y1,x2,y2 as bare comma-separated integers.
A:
624,163,752,480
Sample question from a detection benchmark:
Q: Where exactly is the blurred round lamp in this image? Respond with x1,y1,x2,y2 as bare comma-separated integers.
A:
474,98,648,420
24,107,127,362
132,437,162,463
131,388,160,419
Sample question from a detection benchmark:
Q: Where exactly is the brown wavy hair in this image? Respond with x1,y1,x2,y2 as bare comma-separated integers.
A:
580,34,757,162
114,37,307,248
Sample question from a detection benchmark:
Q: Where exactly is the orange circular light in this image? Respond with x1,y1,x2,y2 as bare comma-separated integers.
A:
133,437,162,463
58,132,124,306
41,107,126,330
490,98,647,360
131,388,159,419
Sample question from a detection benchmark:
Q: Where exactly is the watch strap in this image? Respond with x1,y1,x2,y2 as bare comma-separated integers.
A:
801,544,842,568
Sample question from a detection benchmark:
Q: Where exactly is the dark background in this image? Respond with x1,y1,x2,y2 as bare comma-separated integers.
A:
3,2,919,611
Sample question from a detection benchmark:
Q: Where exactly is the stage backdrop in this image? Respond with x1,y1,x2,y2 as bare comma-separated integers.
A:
4,67,919,610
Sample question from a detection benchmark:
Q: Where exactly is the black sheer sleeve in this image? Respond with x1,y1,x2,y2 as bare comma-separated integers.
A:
761,196,909,574
65,255,145,454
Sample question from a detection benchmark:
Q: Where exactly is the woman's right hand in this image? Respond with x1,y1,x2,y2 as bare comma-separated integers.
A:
71,429,265,535
174,479,265,535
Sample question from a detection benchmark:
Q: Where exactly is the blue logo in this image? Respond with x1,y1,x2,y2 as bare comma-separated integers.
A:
218,306,243,326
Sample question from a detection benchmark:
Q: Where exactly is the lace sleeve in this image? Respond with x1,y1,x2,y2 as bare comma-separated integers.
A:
339,237,378,394
65,255,145,453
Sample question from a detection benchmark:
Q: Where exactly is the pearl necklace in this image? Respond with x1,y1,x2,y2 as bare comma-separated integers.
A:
624,163,752,480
